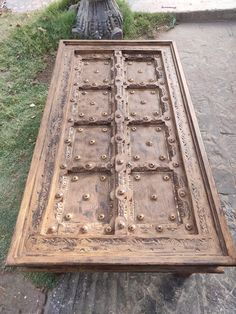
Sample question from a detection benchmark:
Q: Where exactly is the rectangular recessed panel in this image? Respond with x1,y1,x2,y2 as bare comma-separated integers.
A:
128,88,161,120
45,173,114,236
130,124,169,164
7,41,236,272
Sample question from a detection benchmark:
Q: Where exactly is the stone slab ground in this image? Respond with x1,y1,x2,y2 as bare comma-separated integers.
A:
128,0,236,13
44,21,236,314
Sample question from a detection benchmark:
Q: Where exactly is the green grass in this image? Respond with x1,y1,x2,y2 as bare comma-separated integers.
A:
0,0,174,289
0,0,76,289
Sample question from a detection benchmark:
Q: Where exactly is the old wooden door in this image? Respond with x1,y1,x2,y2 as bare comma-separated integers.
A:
7,41,236,272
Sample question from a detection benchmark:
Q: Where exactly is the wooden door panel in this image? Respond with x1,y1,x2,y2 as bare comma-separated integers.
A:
129,124,169,165
128,88,161,120
70,125,112,168
7,41,236,271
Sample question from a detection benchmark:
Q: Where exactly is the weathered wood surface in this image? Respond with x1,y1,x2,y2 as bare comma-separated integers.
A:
6,41,236,272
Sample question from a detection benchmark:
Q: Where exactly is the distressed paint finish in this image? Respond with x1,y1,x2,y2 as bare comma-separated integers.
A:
6,41,236,272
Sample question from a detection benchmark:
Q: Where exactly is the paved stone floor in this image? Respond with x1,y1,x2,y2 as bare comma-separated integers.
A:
45,21,236,314
5,0,55,12
128,0,236,13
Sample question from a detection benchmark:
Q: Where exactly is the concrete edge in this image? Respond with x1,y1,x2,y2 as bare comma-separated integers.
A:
175,8,236,22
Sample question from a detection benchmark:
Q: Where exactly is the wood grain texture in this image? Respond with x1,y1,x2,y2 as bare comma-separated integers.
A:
6,41,236,272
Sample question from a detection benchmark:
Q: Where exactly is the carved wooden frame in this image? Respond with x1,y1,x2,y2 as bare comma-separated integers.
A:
6,41,236,272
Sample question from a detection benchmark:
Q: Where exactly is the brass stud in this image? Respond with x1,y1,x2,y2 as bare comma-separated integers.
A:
140,81,145,85
100,175,107,181
143,116,149,121
47,226,57,234
101,154,107,160
79,113,85,117
165,116,170,121
156,225,163,232
131,112,136,116
65,213,72,221
131,127,136,131
128,61,133,65
173,162,179,168
118,221,125,229
72,176,79,182
149,163,155,168
117,159,124,165
130,91,135,94
85,163,93,169
81,91,87,95
179,190,186,197
128,224,136,232
156,127,162,132
185,223,192,231
65,139,71,145
74,155,81,161
147,62,152,65
103,91,108,95
90,101,96,105
84,79,89,83
134,174,141,180
77,128,83,132
55,192,63,199
81,225,88,233
146,141,153,147
98,213,105,221
150,79,155,82
89,139,96,145
169,138,175,143
151,91,156,94
94,69,99,73
151,194,158,201
60,163,67,169
137,214,144,221
133,155,140,161
103,79,109,83
169,213,176,221
163,175,170,181
138,69,143,73
153,111,159,116
159,155,166,161
140,100,146,105
89,117,95,122
118,189,125,195
105,225,112,233
83,193,90,200
102,112,108,117
68,118,74,122
116,114,121,118
128,78,134,82
70,99,75,102
102,128,108,132
104,61,109,65
73,82,78,86
84,61,89,65
92,83,97,87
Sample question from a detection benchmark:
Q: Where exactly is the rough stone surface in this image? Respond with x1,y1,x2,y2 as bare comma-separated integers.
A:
128,0,236,13
5,0,55,12
44,22,236,314
0,272,46,314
